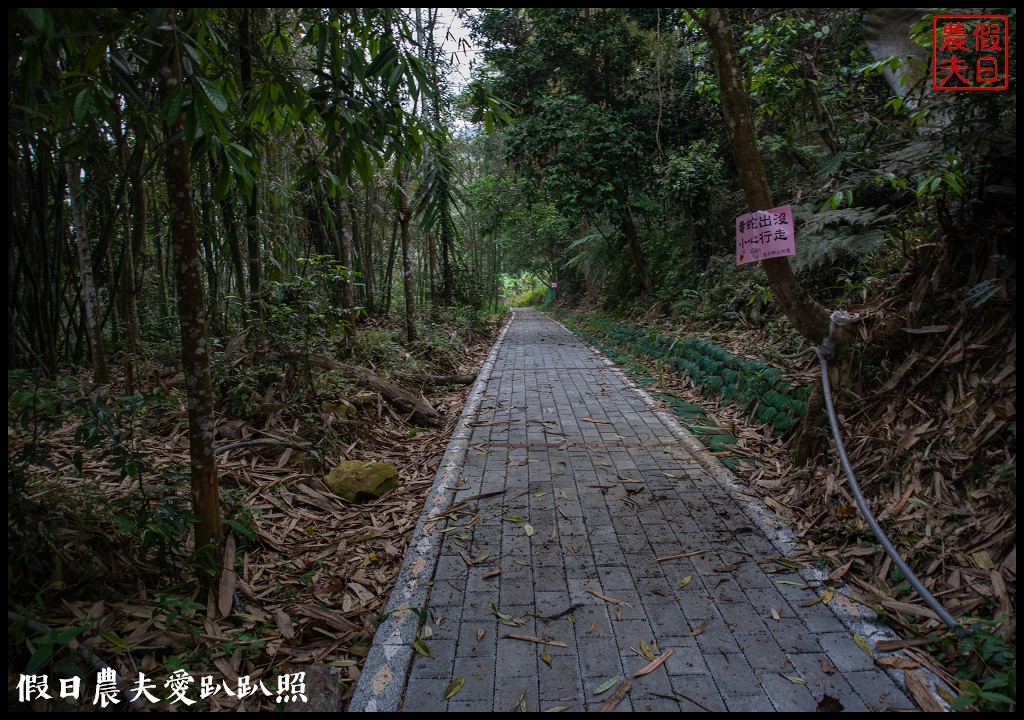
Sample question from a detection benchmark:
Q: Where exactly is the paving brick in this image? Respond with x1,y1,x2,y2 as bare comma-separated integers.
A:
349,309,919,714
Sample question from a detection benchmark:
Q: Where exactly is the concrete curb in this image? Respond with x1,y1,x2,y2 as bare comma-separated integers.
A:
348,311,518,712
549,312,951,710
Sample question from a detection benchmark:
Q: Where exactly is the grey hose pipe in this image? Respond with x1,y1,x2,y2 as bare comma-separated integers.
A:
815,310,959,630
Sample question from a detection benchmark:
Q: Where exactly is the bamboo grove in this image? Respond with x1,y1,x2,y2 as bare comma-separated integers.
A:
9,8,503,381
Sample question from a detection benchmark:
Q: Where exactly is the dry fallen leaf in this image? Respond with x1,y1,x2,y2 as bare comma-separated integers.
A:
476,628,486,642
515,692,527,712
770,608,781,622
682,619,708,637
828,561,852,581
632,649,673,677
877,655,920,670
540,650,552,667
274,608,295,640
853,634,874,658
904,670,944,712
597,677,632,712
640,640,655,661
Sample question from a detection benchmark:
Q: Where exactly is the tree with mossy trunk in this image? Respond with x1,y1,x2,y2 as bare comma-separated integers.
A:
696,8,855,463
156,10,222,576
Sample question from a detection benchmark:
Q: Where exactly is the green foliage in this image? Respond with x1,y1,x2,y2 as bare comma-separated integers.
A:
512,284,549,307
561,312,807,436
790,203,892,275
8,371,71,504
70,390,173,485
265,255,363,344
929,617,1016,712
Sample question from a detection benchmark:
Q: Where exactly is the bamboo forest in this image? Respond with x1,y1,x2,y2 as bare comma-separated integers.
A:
7,8,1015,713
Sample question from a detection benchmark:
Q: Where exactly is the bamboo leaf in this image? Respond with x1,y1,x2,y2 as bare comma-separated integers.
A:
632,649,673,677
444,676,465,699
781,673,807,685
679,575,692,589
413,639,431,657
196,76,228,113
682,619,708,637
853,634,874,658
877,656,919,670
593,675,621,695
640,640,655,661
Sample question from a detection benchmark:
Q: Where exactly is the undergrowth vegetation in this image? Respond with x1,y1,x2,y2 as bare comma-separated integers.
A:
8,304,504,710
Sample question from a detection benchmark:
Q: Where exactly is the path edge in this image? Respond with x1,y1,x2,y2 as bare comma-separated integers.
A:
546,311,948,709
347,311,517,712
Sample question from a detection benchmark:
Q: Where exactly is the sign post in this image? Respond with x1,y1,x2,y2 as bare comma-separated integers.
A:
735,204,795,266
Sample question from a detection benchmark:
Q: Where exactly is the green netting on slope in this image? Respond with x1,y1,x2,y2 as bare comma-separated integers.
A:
557,311,810,440
556,314,745,470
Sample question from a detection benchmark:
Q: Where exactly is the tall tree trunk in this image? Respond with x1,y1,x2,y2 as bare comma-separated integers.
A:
153,206,169,318
361,183,376,315
338,195,355,341
64,155,109,384
220,194,247,324
441,208,455,304
121,177,146,393
427,231,439,308
398,175,416,343
199,175,223,337
702,9,856,466
240,8,261,319
157,10,221,573
702,8,837,346
619,208,653,295
383,217,399,314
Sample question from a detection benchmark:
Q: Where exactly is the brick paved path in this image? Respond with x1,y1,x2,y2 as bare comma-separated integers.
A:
350,308,916,712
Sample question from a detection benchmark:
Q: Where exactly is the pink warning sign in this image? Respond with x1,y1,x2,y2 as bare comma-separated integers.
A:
735,204,795,266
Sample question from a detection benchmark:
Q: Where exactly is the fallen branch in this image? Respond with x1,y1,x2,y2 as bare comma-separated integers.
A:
293,352,442,427
502,633,568,647
586,587,621,605
597,677,632,712
215,439,318,457
656,550,709,563
632,649,673,677
395,371,476,385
